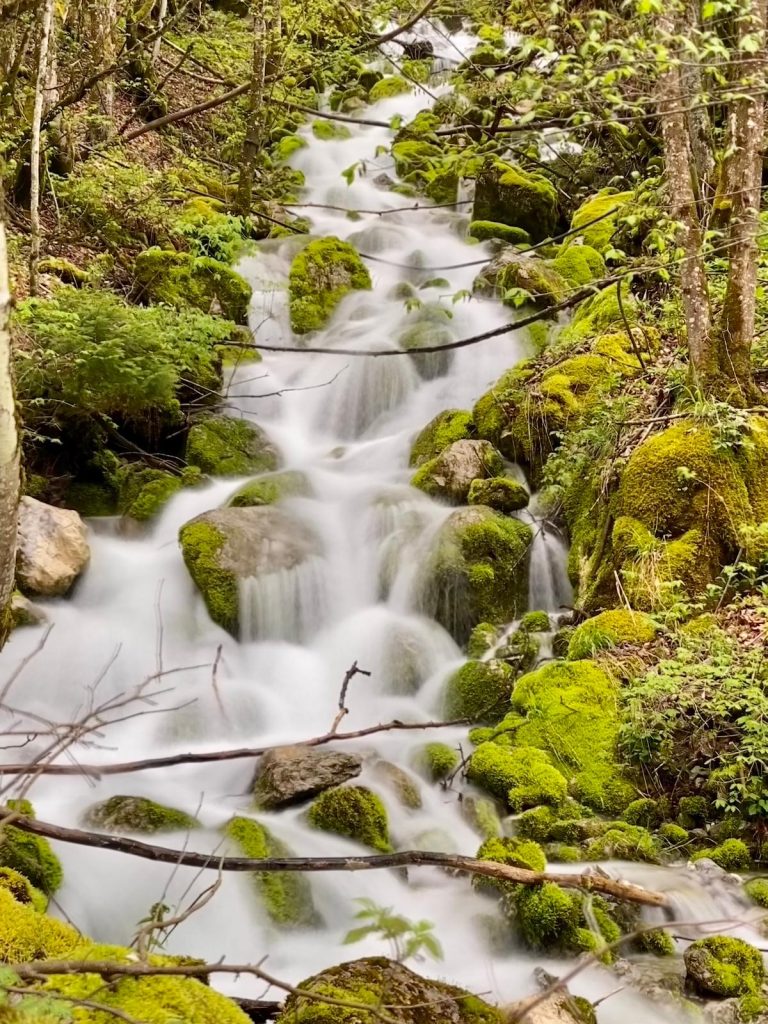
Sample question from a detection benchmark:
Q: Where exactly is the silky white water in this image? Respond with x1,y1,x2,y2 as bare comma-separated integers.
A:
1,22,764,1021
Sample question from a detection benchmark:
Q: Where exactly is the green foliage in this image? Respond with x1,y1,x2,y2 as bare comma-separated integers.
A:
308,787,392,853
343,899,442,963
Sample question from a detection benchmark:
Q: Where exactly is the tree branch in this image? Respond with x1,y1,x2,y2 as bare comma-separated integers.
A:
353,0,441,52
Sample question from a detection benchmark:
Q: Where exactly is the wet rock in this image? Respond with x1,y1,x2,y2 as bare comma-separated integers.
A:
179,505,322,636
506,990,597,1024
411,439,504,504
371,760,422,809
277,956,504,1024
186,415,280,477
252,746,363,809
10,592,47,628
16,497,90,597
84,796,200,834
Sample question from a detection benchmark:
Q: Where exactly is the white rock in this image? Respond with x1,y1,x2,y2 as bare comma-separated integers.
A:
16,497,90,596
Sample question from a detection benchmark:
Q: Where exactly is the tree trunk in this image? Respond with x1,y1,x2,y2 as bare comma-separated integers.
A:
28,0,55,297
0,217,20,650
657,14,712,387
235,0,268,216
717,0,767,397
152,0,168,64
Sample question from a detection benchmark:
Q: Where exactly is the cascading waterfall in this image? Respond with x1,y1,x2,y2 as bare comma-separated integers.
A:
2,19,764,1023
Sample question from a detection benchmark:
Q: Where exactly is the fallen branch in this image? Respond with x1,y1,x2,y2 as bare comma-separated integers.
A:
123,83,248,142
3,810,666,906
354,0,441,52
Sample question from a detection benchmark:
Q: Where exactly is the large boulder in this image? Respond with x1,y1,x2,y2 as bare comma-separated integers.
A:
409,409,474,467
411,439,504,504
473,159,558,243
179,506,321,636
288,237,371,334
417,506,532,644
252,746,363,809
684,936,764,998
276,957,504,1024
185,415,280,477
16,497,90,597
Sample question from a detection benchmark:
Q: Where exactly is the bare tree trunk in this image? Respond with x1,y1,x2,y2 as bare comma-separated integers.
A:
93,0,118,119
718,0,767,397
152,0,168,65
657,14,712,388
236,0,268,216
0,217,19,650
28,0,55,297
681,0,715,200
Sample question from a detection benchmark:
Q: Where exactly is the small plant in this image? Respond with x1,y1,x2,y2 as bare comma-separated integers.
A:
343,899,443,963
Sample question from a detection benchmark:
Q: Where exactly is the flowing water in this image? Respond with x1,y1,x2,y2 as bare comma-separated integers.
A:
2,23,765,1021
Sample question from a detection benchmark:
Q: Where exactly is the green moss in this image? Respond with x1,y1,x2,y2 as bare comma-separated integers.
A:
225,816,317,927
0,888,78,961
468,221,531,245
415,742,460,781
179,519,238,634
289,237,371,334
658,823,689,847
0,866,47,912
444,659,515,724
372,762,421,810
544,843,582,863
411,440,504,503
520,611,550,632
477,835,546,872
677,796,709,828
611,516,709,612
186,415,279,476
64,481,118,517
460,796,502,840
745,878,768,908
228,470,310,507
420,507,532,644
391,140,443,181
369,76,412,102
583,825,661,864
466,621,499,659
551,244,606,285
134,248,252,323
468,476,529,514
0,801,63,895
692,838,751,871
621,798,662,829
38,256,89,284
636,928,676,956
467,743,568,811
312,120,352,141
513,882,579,950
84,796,200,834
567,609,658,660
473,159,558,242
116,465,183,521
740,994,768,1021
570,190,633,253
308,786,391,853
273,133,308,162
684,936,764,997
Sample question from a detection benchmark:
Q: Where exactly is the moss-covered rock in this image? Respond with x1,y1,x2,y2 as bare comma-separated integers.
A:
397,305,456,379
468,221,531,245
308,786,391,852
583,824,661,863
289,237,371,334
409,409,474,466
520,610,551,632
371,761,422,810
460,796,502,840
0,866,47,912
474,251,568,309
312,120,352,141
369,76,412,102
179,505,321,636
134,248,252,323
467,476,529,513
677,795,709,828
227,470,310,507
744,878,768,908
276,957,504,1024
186,415,279,476
473,159,558,242
273,133,308,162
411,439,504,503
0,887,78,961
225,816,317,927
414,742,460,782
0,801,62,895
567,609,658,660
691,838,751,871
570,190,633,253
444,658,515,723
658,823,690,848
621,797,663,829
467,743,568,811
513,882,619,957
684,936,764,998
551,243,606,285
84,796,200,834
417,506,532,644
63,481,118,517
116,465,183,522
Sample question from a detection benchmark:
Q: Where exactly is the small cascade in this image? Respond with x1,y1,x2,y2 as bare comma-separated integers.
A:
239,556,329,643
521,494,574,614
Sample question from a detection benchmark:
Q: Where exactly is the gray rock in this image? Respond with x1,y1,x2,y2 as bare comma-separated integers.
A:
252,746,363,809
411,439,504,504
16,497,90,597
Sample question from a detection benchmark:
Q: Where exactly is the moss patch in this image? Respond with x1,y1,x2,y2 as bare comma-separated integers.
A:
444,659,515,723
134,248,252,323
186,415,279,476
308,786,392,853
473,159,558,242
468,221,531,245
84,796,200,834
0,801,63,896
467,743,568,811
289,237,371,334
567,609,658,660
570,190,632,253
228,470,310,507
468,476,529,513
684,936,764,997
179,518,238,633
414,742,459,781
409,409,474,467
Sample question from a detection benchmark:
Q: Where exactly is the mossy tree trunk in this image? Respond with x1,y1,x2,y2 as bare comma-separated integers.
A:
235,0,270,216
0,217,20,649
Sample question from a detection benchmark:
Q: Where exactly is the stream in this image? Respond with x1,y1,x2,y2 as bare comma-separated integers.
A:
2,21,766,1022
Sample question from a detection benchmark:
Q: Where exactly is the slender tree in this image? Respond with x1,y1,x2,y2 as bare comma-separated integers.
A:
28,0,55,297
0,214,19,649
236,0,269,216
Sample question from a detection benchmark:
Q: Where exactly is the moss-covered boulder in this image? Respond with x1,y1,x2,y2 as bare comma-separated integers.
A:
582,824,661,863
307,786,391,852
472,159,558,243
116,465,184,522
570,190,632,253
0,801,62,895
467,742,568,811
461,796,503,840
411,439,504,503
513,882,620,956
134,248,252,323
444,658,515,723
84,796,200,833
312,120,352,141
567,609,658,660
369,76,412,102
468,221,531,245
551,243,606,285
520,610,551,632
186,415,280,476
684,936,764,998
409,409,474,467
413,742,460,782
179,506,321,636
474,252,568,309
0,866,47,912
288,237,371,334
468,476,529,513
397,305,456,379
417,506,532,644
691,838,751,871
227,470,310,507
276,957,503,1024
225,816,317,927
